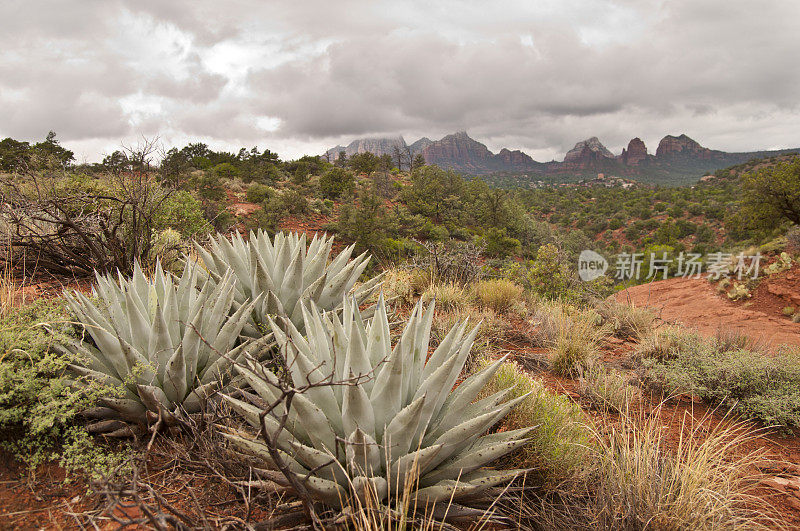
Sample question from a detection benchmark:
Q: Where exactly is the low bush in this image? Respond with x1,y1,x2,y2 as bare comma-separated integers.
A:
641,332,800,430
0,299,122,471
473,278,523,312
479,359,592,480
245,182,273,204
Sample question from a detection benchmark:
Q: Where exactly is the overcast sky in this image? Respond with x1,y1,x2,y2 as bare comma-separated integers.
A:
1,0,798,163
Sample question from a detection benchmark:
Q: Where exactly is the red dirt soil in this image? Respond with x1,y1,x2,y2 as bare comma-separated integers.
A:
615,276,800,348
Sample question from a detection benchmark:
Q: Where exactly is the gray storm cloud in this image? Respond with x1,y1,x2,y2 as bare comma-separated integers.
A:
0,0,798,161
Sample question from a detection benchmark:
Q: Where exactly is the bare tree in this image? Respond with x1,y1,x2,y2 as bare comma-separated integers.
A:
0,137,172,277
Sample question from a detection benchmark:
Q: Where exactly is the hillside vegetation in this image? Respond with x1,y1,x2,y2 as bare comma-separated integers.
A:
0,133,799,528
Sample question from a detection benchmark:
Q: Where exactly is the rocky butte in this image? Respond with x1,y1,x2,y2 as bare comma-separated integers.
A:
619,137,650,166
656,134,714,159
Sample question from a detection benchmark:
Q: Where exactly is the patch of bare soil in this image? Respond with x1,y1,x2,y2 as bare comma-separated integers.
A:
747,264,800,319
615,276,800,348
0,450,91,530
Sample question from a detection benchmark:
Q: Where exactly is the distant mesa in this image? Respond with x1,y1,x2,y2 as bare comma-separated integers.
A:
326,135,406,160
495,148,535,167
326,131,800,184
656,133,713,158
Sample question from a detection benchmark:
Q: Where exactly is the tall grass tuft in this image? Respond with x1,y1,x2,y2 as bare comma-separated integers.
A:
591,410,773,530
577,364,638,414
598,300,657,340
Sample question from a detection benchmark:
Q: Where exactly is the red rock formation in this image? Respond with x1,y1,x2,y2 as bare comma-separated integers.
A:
620,137,649,165
656,134,712,159
564,137,614,163
494,148,535,167
421,131,493,170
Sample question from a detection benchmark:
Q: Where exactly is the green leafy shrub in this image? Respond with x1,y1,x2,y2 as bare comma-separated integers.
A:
0,299,118,468
642,335,800,430
153,190,212,239
480,227,521,258
524,244,577,300
245,183,273,204
479,359,592,479
319,167,356,199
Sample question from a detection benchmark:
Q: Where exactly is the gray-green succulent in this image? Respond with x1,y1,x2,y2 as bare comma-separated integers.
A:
60,262,269,427
221,295,531,508
193,230,382,336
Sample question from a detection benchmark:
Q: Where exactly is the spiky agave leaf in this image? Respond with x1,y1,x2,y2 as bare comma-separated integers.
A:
192,230,382,336
60,261,270,426
221,295,531,510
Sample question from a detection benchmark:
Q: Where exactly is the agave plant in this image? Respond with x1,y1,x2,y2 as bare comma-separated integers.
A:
192,230,382,336
221,295,531,511
59,262,269,429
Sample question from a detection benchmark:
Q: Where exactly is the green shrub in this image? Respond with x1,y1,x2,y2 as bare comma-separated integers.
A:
319,167,355,199
642,335,800,431
480,227,521,258
153,190,211,239
245,183,273,204
0,299,118,469
479,359,592,479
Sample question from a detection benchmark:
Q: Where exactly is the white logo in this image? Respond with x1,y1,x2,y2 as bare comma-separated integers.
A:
578,250,608,281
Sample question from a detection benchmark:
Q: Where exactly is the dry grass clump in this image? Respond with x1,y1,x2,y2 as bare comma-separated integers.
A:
577,364,638,414
714,326,765,353
380,266,431,306
590,411,772,530
634,325,701,362
473,278,523,313
339,458,509,530
529,301,571,347
529,302,608,376
0,263,18,320
550,316,606,376
480,359,592,480
420,281,469,312
598,300,657,340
